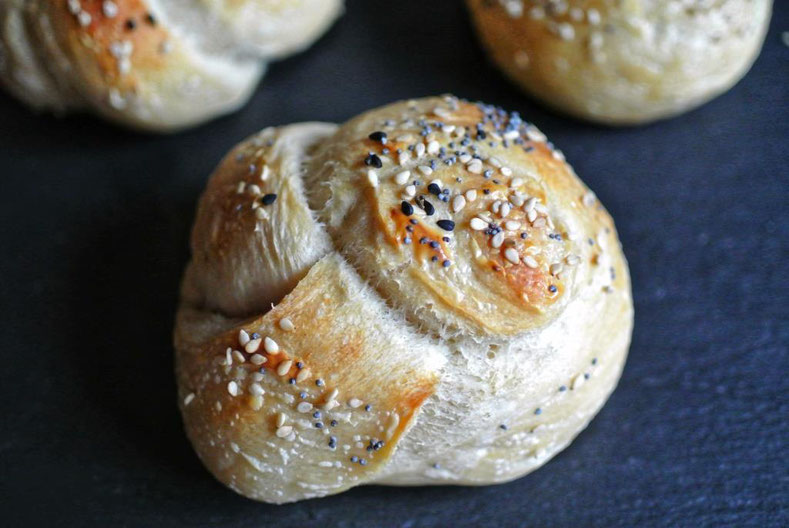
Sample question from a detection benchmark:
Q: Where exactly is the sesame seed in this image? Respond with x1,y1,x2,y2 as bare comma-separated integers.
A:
260,193,277,206
184,393,195,405
427,140,440,155
297,402,313,413
276,425,293,438
465,189,478,202
548,285,558,293
250,354,266,365
452,195,467,213
102,1,118,18
365,153,383,168
277,360,293,376
367,170,379,188
296,368,312,383
264,337,279,354
244,338,262,353
249,383,265,396
368,131,387,144
232,350,245,363
470,218,487,230
405,184,416,197
491,232,505,248
227,381,239,396
504,248,519,264
348,398,363,408
535,408,542,415
279,318,295,331
238,329,250,346
467,159,483,174
437,220,455,231
418,165,433,176
401,201,414,216
276,412,287,427
523,255,538,268
395,171,411,185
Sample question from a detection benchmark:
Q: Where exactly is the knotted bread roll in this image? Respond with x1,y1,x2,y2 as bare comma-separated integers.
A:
175,95,634,503
467,0,772,125
0,0,342,131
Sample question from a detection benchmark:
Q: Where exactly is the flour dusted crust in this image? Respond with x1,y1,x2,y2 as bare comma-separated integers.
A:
175,96,634,503
0,0,342,131
467,0,772,124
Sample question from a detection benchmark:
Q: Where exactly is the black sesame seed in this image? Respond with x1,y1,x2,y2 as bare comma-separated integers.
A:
365,153,383,168
314,422,324,428
365,404,372,411
350,456,359,463
548,285,558,293
251,332,260,339
559,385,567,392
330,420,338,427
368,131,387,144
316,379,325,387
288,378,296,385
427,183,441,195
431,256,438,262
125,19,136,30
300,392,308,399
429,241,439,249
442,260,451,268
442,236,450,242
499,424,508,430
535,408,542,415
360,459,367,466
145,13,156,25
423,199,435,216
296,361,304,369
401,201,414,216
313,411,321,419
261,193,277,205
437,219,455,231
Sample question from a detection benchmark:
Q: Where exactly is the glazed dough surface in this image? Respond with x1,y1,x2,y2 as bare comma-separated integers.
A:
176,96,634,503
467,0,772,124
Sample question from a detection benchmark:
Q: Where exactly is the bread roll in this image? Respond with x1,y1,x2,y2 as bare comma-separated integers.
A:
0,0,342,131
175,95,633,503
467,0,772,124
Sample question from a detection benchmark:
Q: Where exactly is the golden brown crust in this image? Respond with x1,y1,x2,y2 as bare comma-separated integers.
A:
175,96,634,503
0,0,342,131
467,0,772,124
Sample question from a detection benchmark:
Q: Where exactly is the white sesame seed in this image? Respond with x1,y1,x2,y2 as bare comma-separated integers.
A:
260,165,270,181
279,318,294,332
224,348,233,366
348,398,363,408
427,140,440,155
277,360,293,376
443,125,456,134
276,412,287,427
572,373,586,390
297,402,313,413
255,208,266,220
184,393,195,405
264,337,279,354
527,128,547,142
433,106,451,118
467,159,483,174
395,171,411,185
459,154,472,164
503,130,519,140
583,191,596,206
524,197,537,212
418,165,433,176
415,143,426,158
504,248,520,264
385,412,400,440
465,189,478,202
215,401,222,411
327,388,339,402
550,263,564,276
77,11,91,26
527,209,538,223
566,255,581,266
250,354,266,365
587,8,601,25
232,350,245,363
470,218,487,230
276,425,293,438
398,152,411,165
248,184,261,196
505,220,521,231
405,185,416,197
249,395,263,411
367,170,378,188
523,255,538,268
491,200,501,214
249,383,265,396
238,329,250,346
296,368,312,383
236,181,246,194
491,232,505,248
67,0,80,14
245,338,261,353
510,194,525,206
452,195,466,213
533,217,547,228
535,203,549,214
509,177,523,187
500,203,512,218
227,381,239,396
102,1,118,17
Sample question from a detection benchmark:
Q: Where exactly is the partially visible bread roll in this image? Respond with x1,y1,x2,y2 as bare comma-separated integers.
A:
467,0,772,125
175,96,633,503
0,0,342,131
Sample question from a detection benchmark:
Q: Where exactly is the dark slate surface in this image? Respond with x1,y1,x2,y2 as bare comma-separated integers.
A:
1,2,786,527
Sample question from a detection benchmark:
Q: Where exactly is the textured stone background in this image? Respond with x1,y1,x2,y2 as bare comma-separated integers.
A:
1,2,786,527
